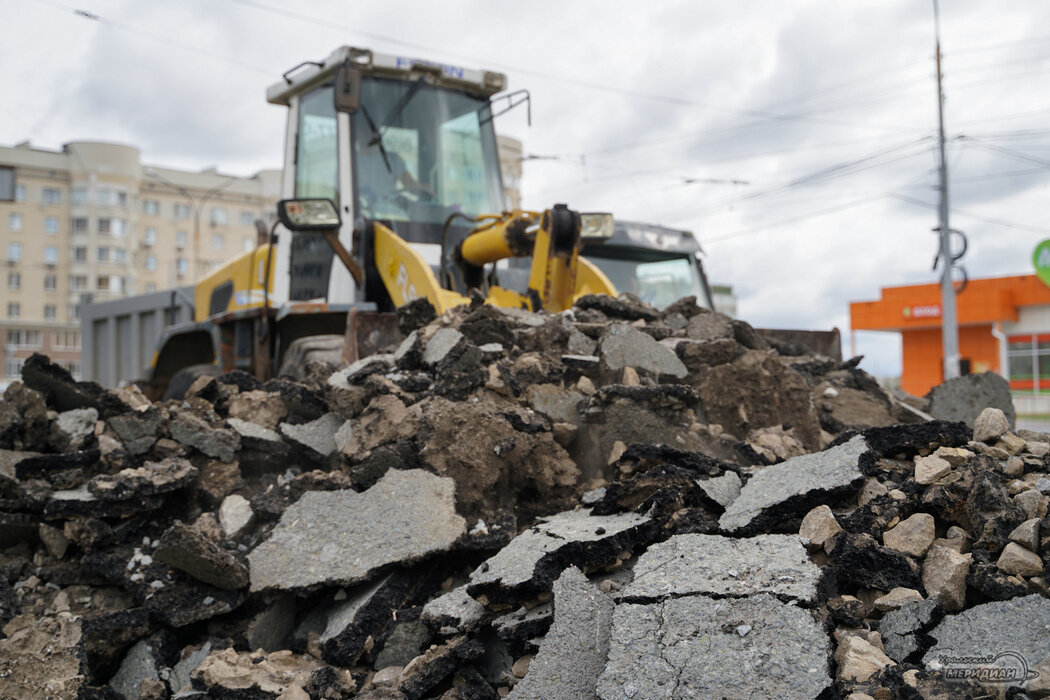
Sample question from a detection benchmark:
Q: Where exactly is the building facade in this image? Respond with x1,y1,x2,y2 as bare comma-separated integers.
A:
0,140,280,386
850,274,1050,397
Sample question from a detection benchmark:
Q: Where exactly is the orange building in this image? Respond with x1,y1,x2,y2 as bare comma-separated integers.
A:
850,274,1050,396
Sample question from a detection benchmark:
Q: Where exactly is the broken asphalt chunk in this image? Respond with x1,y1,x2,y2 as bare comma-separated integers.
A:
87,457,198,501
468,508,654,604
596,593,831,699
154,522,249,590
623,534,822,603
508,567,613,700
719,434,872,534
248,469,466,593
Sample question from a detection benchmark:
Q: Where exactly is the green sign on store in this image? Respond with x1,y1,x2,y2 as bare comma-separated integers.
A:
1036,239,1050,288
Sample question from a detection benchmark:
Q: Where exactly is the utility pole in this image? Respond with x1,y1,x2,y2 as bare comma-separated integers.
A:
934,0,961,381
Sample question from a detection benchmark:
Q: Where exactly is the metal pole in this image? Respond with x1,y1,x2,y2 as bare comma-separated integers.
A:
934,0,961,381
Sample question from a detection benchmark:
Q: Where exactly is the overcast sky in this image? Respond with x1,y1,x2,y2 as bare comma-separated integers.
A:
4,0,1050,379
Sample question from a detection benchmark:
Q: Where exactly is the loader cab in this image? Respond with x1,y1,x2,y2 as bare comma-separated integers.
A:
267,47,508,308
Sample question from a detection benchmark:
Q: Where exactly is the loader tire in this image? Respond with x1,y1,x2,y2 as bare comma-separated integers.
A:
162,363,221,401
278,334,346,381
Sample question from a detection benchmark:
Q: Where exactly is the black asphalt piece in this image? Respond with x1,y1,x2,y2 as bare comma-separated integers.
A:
14,449,101,480
320,569,430,668
154,522,249,590
398,636,485,700
840,420,971,460
589,464,723,519
826,531,923,591
877,599,943,663
967,557,1031,601
613,443,741,478
574,294,660,322
965,468,1027,553
20,352,130,417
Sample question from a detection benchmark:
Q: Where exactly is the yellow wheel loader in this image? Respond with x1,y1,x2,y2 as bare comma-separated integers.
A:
87,47,714,397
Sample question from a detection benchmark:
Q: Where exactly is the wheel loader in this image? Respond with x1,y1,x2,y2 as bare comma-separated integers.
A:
83,47,716,397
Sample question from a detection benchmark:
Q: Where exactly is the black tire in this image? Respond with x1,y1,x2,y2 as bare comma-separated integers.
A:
162,363,222,401
277,335,346,381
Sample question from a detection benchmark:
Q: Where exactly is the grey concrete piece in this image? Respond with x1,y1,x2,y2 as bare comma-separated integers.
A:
924,595,1050,675
247,595,296,652
468,508,651,596
596,593,831,699
508,567,614,700
421,585,485,634
109,638,162,700
879,599,940,663
696,471,742,509
333,420,354,453
169,413,239,462
598,324,687,379
170,642,212,695
108,409,163,455
623,534,822,602
526,384,584,425
719,435,870,534
54,408,98,449
218,494,253,538
927,372,1016,429
249,469,466,592
423,328,466,366
279,412,343,457
227,417,282,443
344,354,395,383
479,342,504,361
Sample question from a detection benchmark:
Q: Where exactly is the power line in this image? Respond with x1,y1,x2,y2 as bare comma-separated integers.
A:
700,195,887,245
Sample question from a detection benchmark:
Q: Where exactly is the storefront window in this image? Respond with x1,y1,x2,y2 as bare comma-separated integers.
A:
1007,333,1050,392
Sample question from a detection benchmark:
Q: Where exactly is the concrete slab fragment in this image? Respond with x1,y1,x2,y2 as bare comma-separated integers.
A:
468,508,653,602
623,534,822,602
596,594,831,699
508,567,613,700
719,435,870,534
249,469,466,593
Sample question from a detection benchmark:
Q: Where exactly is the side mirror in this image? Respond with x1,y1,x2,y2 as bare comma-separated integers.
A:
276,198,341,232
334,65,361,114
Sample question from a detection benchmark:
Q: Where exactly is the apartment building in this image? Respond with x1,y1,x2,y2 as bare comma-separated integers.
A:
0,140,280,386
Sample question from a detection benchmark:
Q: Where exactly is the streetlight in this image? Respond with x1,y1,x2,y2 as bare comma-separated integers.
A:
143,168,240,281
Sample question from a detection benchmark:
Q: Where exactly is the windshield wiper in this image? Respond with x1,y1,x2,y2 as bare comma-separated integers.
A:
363,76,428,174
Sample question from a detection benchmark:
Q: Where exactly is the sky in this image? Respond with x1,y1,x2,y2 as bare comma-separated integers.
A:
4,0,1050,379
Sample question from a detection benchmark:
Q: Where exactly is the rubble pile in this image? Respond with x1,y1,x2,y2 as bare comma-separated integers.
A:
0,294,1048,699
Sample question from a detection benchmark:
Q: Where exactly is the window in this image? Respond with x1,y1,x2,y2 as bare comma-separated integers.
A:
144,227,157,246
7,272,20,289
9,213,23,231
174,203,191,219
97,275,110,291
176,257,188,277
7,302,19,318
114,249,127,264
44,246,58,265
210,207,228,226
145,283,156,293
213,234,224,250
97,247,110,262
112,219,126,238
98,218,111,235
63,362,80,379
145,254,157,271
45,216,59,234
0,168,16,201
115,190,127,207
7,243,22,262
72,217,89,234
1006,334,1050,392
5,359,25,379
96,188,112,206
72,247,88,262
14,184,25,202
69,304,80,321
6,330,41,348
44,304,56,320
52,331,80,350
240,211,255,225
70,275,87,291
143,199,160,215
44,274,56,292
72,187,88,205
176,230,187,249
296,85,339,203
42,188,61,205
